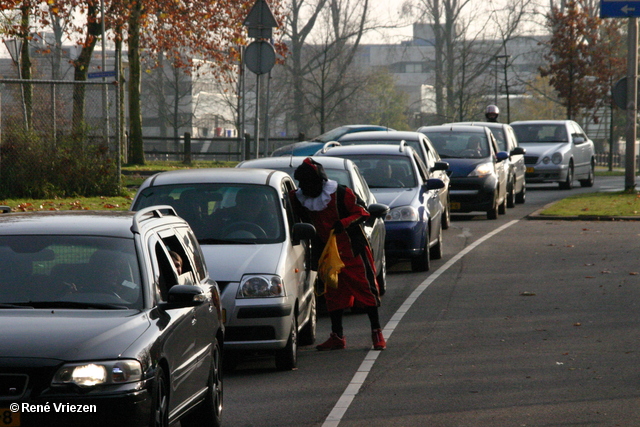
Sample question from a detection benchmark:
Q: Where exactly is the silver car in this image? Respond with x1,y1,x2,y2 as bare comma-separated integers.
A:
510,120,595,189
131,168,317,371
237,156,388,294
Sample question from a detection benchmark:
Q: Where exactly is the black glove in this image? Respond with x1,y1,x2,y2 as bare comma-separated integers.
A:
333,220,344,234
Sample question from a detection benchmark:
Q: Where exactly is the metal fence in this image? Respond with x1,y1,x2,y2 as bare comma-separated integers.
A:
142,135,300,162
594,152,640,170
0,79,119,198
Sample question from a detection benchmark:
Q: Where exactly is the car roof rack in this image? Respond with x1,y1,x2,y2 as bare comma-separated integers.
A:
399,140,406,152
320,141,341,154
132,205,178,233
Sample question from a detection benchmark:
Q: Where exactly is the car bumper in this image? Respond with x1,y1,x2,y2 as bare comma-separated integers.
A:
7,385,152,427
383,221,427,259
525,163,568,183
448,176,497,212
221,285,294,351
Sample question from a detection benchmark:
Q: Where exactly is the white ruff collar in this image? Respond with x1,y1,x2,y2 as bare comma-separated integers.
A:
296,180,338,211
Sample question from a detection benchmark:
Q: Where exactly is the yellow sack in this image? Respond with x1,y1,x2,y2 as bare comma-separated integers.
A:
317,230,345,292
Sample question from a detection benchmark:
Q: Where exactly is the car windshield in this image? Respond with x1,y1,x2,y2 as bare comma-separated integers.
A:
134,184,285,244
512,124,568,143
421,132,489,159
0,236,141,309
340,155,417,189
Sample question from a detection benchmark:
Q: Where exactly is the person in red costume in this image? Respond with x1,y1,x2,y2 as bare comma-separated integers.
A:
290,157,386,351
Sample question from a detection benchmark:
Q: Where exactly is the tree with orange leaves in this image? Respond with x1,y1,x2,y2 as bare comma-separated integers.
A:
1,0,286,164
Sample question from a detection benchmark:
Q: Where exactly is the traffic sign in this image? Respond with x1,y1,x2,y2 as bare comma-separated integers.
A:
601,0,640,18
244,41,276,75
88,71,116,79
243,0,278,39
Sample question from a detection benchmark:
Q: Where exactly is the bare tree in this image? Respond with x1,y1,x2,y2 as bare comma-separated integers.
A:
401,0,536,122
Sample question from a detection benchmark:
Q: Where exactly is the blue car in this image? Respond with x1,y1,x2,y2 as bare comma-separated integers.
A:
271,124,393,157
418,125,509,220
318,144,447,272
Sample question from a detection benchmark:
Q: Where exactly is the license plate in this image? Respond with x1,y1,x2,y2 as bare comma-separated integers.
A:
1,409,20,427
450,202,461,210
526,167,535,173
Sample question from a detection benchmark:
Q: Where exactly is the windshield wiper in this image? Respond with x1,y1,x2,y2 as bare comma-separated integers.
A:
27,301,129,310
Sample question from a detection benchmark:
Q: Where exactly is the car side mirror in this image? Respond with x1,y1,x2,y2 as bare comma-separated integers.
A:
158,285,206,311
496,151,509,162
424,178,445,191
432,161,449,171
573,136,585,144
292,222,316,245
510,146,526,156
368,203,389,219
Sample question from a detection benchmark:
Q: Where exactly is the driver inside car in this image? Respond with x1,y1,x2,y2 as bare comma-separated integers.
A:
212,187,279,239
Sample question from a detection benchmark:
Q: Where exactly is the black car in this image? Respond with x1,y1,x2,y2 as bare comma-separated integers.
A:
446,122,527,206
418,125,510,220
0,207,224,427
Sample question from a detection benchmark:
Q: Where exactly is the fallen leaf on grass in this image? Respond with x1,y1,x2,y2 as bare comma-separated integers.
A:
573,323,582,327
520,292,536,296
630,272,639,275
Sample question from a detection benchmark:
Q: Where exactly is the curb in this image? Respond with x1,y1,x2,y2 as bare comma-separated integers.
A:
527,201,640,221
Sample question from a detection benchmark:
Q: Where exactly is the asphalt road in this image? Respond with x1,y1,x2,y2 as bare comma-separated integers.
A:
220,176,640,427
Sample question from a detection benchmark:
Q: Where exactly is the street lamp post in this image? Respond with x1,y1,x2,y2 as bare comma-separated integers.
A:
495,54,511,122
3,38,28,130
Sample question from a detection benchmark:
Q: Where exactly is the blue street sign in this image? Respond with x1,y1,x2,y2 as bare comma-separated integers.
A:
601,0,640,18
88,71,116,79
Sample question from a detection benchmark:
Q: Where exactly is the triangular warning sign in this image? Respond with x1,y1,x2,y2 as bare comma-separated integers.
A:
243,0,278,28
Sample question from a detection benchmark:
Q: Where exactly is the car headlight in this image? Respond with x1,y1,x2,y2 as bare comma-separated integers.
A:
551,152,563,164
468,162,494,177
238,275,285,298
385,206,419,222
53,360,142,388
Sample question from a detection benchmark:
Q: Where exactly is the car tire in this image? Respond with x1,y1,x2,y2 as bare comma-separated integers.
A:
487,196,499,220
182,339,223,427
579,161,595,187
442,197,451,230
559,162,574,190
150,366,169,427
498,191,507,215
411,229,431,272
275,316,298,371
298,296,317,346
516,181,526,204
429,222,443,260
376,250,387,296
506,176,516,208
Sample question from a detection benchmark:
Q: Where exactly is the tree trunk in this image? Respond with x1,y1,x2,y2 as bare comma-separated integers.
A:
128,1,145,165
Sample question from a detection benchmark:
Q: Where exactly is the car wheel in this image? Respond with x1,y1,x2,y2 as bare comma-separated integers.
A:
275,316,298,370
442,197,451,230
559,162,574,190
411,229,430,272
298,296,317,346
182,339,223,427
487,195,499,220
515,181,526,204
498,191,507,215
579,161,595,187
429,222,443,260
506,176,516,208
376,250,387,296
151,366,169,427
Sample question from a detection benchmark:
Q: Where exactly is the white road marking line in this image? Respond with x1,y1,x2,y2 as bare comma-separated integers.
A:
322,220,520,427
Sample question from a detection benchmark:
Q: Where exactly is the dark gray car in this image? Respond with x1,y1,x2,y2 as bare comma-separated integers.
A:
447,122,526,206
